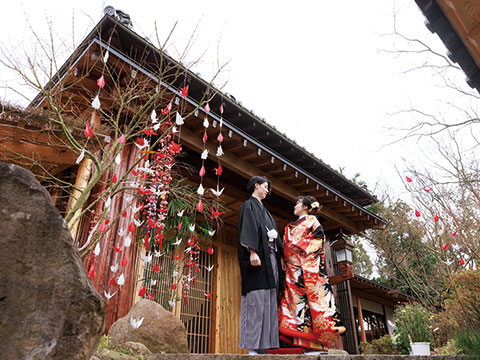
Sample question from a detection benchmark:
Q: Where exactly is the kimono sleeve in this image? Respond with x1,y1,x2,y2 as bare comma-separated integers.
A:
295,216,325,255
238,201,261,252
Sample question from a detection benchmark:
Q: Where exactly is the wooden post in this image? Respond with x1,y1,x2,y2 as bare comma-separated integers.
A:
66,110,100,240
356,295,367,343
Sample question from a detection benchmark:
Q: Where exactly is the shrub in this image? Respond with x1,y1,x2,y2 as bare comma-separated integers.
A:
455,329,480,356
360,335,399,354
394,303,432,354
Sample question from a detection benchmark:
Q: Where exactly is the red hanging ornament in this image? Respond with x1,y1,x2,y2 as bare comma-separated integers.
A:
112,173,118,184
109,276,117,286
215,164,223,176
406,176,412,183
199,166,206,177
122,210,127,217
434,215,439,222
118,134,126,144
153,264,160,272
137,137,145,146
148,293,154,300
112,245,123,253
88,264,95,279
414,209,421,217
144,233,149,250
202,132,208,143
99,220,107,233
128,222,135,232
172,283,177,290
143,129,158,136
122,255,128,266
138,285,146,297
208,247,214,255
217,132,223,142
220,104,224,114
177,222,183,230
169,142,182,154
459,258,465,266
442,243,449,250
180,85,189,97
452,231,457,237
97,75,105,88
205,103,210,112
424,187,432,192
84,123,93,138
196,199,204,212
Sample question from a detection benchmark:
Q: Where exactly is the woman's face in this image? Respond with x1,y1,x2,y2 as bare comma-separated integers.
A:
254,181,270,200
294,199,308,217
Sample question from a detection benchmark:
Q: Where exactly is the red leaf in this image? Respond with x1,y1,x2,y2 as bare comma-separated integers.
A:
215,165,223,176
118,134,126,144
414,209,421,217
442,243,449,250
99,220,107,233
180,85,189,97
406,176,412,183
172,283,177,290
84,123,93,138
97,75,105,88
424,187,432,192
208,246,214,255
452,231,457,237
217,132,223,143
459,258,465,266
122,210,127,218
88,264,95,279
148,293,154,300
196,199,204,212
112,173,117,184
128,222,135,232
434,215,439,222
113,245,123,253
202,131,208,143
205,103,210,112
199,166,206,177
138,285,146,297
122,255,128,266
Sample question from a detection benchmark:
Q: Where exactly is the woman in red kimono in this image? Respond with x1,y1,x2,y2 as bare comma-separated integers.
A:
278,195,345,354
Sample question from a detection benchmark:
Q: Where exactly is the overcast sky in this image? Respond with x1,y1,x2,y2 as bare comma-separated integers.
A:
0,0,460,199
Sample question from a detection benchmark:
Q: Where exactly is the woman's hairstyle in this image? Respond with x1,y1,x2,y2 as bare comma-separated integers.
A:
296,195,321,215
247,176,271,195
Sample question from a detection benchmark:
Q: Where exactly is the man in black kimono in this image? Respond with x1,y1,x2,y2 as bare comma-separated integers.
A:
237,176,283,354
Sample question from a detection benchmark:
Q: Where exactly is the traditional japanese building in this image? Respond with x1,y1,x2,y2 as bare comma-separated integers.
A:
0,11,390,354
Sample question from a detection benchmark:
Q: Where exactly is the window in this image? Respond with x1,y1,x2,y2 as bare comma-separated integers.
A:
353,308,387,343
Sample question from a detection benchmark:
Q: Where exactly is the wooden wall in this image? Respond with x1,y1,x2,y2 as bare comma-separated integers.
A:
213,228,247,354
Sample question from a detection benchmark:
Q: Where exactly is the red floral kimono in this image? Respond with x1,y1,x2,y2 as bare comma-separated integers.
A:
278,215,344,351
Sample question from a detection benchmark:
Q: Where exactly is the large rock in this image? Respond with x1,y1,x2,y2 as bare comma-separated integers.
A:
108,299,188,354
0,162,105,359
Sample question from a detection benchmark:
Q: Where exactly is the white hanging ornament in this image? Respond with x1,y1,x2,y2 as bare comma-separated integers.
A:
104,290,116,300
103,51,109,63
210,186,224,197
197,184,205,196
94,243,100,256
216,145,224,157
201,149,208,160
91,95,101,110
105,196,112,209
151,280,157,286
117,273,125,286
76,150,85,164
130,316,144,329
151,109,158,123
172,126,178,133
176,112,184,125
169,300,175,307
124,235,132,248
115,153,121,165
220,118,223,127
203,117,209,128
110,263,119,273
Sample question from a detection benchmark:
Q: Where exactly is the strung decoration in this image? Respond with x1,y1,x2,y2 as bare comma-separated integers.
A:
433,214,439,222
442,243,449,250
452,231,457,237
84,123,94,138
91,95,101,110
406,176,412,183
117,273,125,286
97,75,105,89
104,291,115,300
180,85,189,97
76,150,85,164
204,103,210,113
414,209,421,217
130,317,144,329
424,187,432,192
459,258,465,266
